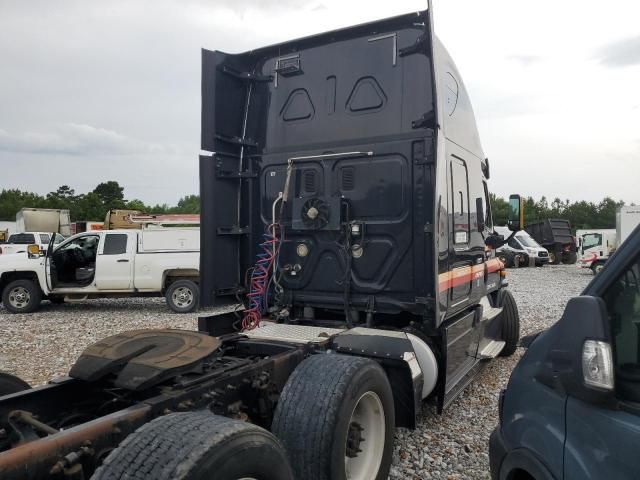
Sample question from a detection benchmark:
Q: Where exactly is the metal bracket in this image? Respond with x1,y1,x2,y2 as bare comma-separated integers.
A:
399,33,428,57
412,111,437,130
368,33,398,66
219,65,273,83
215,168,257,179
217,226,250,235
215,134,258,148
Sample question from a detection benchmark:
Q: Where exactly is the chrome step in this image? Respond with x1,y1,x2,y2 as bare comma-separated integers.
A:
478,340,506,359
479,296,503,322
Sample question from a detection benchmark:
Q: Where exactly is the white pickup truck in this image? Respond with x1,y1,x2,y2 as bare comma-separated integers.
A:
0,232,65,256
0,228,200,314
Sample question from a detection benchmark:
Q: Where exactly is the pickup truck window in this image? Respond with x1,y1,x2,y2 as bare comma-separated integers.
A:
103,234,128,255
7,233,35,244
54,233,65,244
40,234,50,244
603,256,640,402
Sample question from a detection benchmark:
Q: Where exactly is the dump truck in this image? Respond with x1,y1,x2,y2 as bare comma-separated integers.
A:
0,7,522,480
525,218,577,265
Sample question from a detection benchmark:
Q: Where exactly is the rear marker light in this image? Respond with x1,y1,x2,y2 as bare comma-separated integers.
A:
582,340,614,390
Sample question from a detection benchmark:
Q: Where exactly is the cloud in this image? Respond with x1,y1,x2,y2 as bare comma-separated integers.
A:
0,124,175,156
506,54,541,67
595,36,640,67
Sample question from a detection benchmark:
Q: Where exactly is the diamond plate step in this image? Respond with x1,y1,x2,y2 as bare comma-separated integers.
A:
244,323,345,344
478,340,506,359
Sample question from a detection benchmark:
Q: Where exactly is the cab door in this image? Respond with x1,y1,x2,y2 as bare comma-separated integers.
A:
95,233,134,290
564,251,640,479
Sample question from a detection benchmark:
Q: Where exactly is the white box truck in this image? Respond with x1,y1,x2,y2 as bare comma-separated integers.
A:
617,206,640,248
577,207,640,275
16,208,71,237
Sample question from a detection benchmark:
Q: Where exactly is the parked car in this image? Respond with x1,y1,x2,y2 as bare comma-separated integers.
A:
490,223,640,480
0,232,64,256
0,228,200,313
495,227,549,267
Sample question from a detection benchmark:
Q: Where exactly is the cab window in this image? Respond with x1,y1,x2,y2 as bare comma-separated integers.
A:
582,233,602,250
102,234,128,255
602,257,640,402
482,181,493,231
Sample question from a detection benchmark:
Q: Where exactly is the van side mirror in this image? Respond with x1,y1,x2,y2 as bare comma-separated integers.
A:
476,197,485,232
507,194,524,232
537,296,615,405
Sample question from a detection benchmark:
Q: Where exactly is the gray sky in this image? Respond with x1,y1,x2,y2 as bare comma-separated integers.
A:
0,0,638,205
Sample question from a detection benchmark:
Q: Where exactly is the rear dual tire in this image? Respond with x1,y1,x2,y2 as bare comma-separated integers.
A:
272,354,395,480
0,371,31,396
92,412,294,480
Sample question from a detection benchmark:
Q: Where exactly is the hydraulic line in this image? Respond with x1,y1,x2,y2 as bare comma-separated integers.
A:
242,194,284,331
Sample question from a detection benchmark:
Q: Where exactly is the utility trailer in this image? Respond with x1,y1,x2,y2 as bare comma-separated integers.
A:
0,8,522,480
525,218,577,265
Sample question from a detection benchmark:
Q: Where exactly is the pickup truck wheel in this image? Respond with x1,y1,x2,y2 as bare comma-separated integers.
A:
0,371,30,396
496,289,520,357
165,279,199,313
591,262,605,275
92,412,293,480
272,354,395,480
2,279,42,314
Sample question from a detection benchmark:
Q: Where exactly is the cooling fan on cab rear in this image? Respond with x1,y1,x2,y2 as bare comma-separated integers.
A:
301,198,330,229
291,196,341,231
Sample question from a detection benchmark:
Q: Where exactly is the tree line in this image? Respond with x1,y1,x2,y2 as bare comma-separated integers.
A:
0,182,199,222
0,182,631,232
491,194,627,230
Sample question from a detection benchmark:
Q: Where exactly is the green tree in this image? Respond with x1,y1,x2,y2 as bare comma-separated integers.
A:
93,181,125,209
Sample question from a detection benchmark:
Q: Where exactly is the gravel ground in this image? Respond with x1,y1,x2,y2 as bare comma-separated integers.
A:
0,264,593,479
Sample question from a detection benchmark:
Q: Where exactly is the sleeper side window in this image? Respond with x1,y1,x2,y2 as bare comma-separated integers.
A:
451,157,470,245
602,256,640,403
482,181,493,230
102,234,128,255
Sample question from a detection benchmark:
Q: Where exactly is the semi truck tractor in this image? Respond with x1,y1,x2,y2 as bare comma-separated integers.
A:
0,7,522,480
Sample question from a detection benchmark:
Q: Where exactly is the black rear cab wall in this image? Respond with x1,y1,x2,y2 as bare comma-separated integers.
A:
200,12,436,315
200,9,500,328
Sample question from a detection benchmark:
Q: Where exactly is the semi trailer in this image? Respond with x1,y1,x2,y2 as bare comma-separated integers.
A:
0,7,522,480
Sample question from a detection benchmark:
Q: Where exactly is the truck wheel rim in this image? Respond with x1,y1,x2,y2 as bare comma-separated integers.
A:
595,264,604,274
344,391,385,480
172,287,193,308
8,286,30,309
